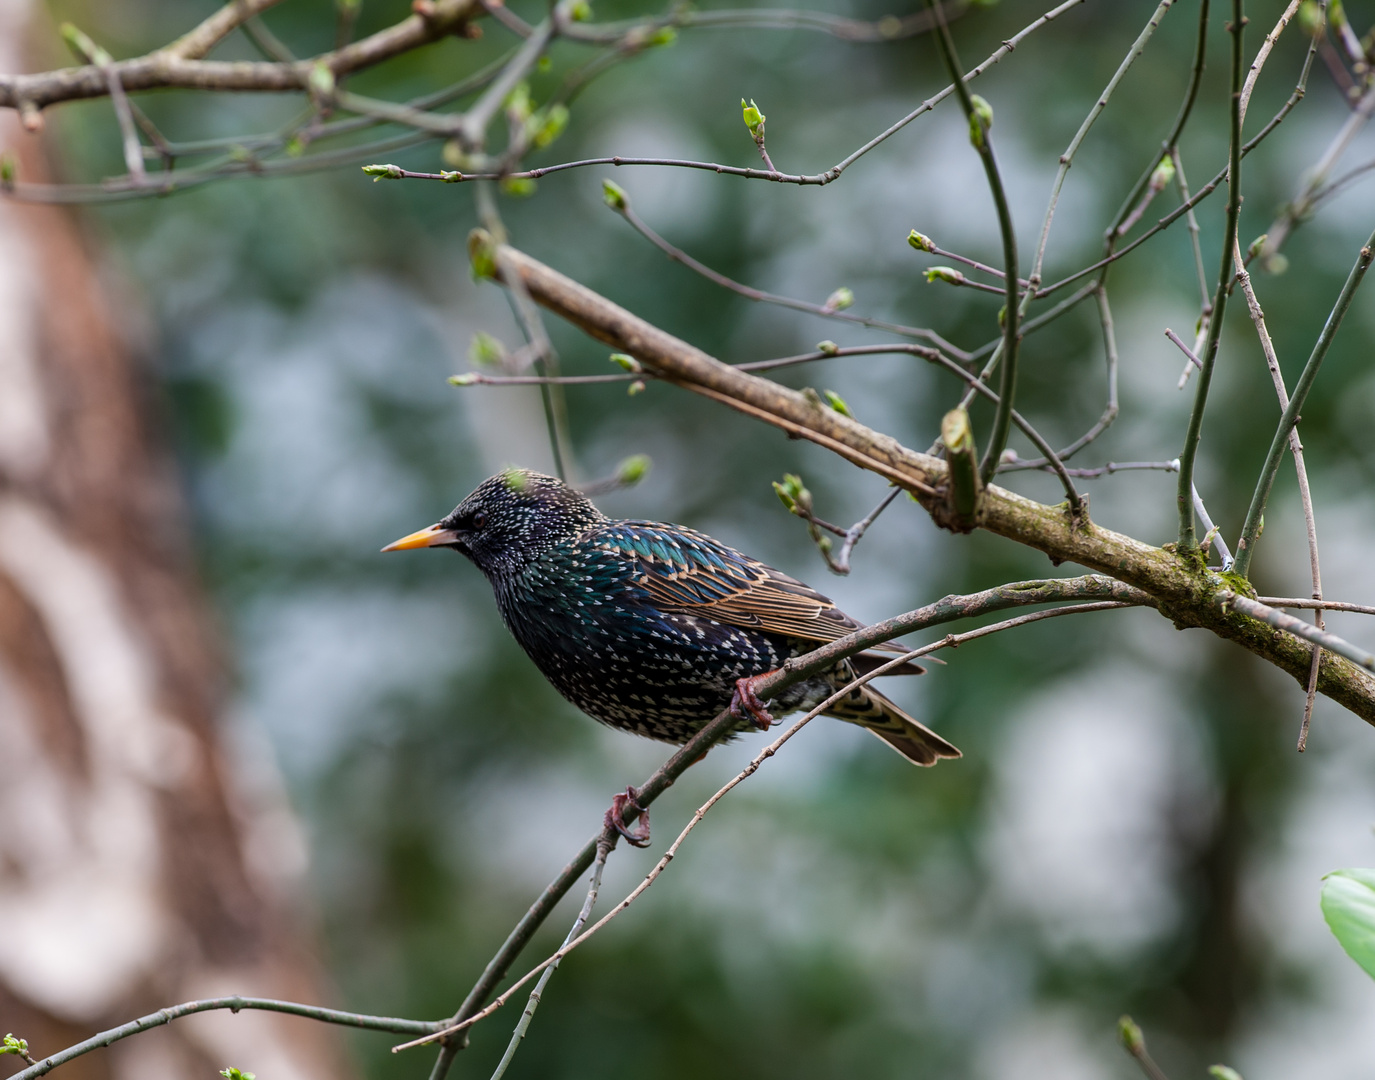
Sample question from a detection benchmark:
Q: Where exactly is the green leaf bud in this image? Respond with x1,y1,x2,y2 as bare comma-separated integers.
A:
616,454,651,484
741,98,766,138
1116,1016,1145,1055
609,352,642,372
468,228,498,280
1247,233,1268,259
362,163,404,180
529,103,570,148
448,373,480,386
0,153,16,189
907,230,936,253
220,1069,256,1080
504,82,533,123
823,287,853,312
1208,1067,1244,1080
440,170,463,183
924,266,966,286
602,179,629,211
646,27,677,46
822,390,853,418
772,473,812,515
309,60,335,99
2,1034,30,1058
816,340,839,356
1297,0,1324,36
968,94,993,148
569,0,593,20
470,331,507,368
1148,154,1175,192
627,379,647,396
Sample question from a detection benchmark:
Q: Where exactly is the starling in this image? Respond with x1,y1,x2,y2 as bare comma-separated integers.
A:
384,470,960,768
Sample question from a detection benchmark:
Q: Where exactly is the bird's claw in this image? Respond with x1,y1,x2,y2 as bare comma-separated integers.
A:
604,786,651,848
730,675,775,731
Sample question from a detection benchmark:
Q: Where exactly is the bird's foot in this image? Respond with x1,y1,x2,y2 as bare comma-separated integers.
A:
604,786,651,848
730,674,776,731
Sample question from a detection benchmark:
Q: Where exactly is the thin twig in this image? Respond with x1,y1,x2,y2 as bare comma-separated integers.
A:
926,0,1025,493
1224,594,1375,672
1258,598,1375,617
1177,0,1245,553
1233,226,1375,577
417,577,1151,1078
1232,240,1326,746
397,598,1140,1053
486,841,611,1080
11,998,442,1080
611,197,968,356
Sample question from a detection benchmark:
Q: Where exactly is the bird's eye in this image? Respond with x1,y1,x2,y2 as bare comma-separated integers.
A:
472,511,488,528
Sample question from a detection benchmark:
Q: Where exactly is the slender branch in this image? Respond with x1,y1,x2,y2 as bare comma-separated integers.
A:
0,0,485,110
1233,226,1375,577
486,842,610,1080
1232,240,1326,746
479,237,1375,720
610,195,968,355
165,0,290,60
1224,594,1375,672
1177,0,1245,553
1035,0,1176,281
400,596,1144,1053
370,0,1088,190
11,998,442,1080
925,1,1024,492
1258,598,1375,617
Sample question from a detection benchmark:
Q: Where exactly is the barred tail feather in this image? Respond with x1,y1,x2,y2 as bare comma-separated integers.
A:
823,684,961,766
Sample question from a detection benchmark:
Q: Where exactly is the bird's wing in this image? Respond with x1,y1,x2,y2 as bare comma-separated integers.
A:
595,521,900,647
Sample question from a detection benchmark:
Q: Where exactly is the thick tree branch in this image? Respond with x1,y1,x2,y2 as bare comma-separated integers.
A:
476,234,1375,723
0,0,483,110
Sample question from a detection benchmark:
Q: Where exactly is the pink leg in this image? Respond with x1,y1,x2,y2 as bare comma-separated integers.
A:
603,786,651,848
730,673,777,731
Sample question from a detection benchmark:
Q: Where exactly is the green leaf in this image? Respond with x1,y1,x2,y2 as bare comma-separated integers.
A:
1321,868,1375,979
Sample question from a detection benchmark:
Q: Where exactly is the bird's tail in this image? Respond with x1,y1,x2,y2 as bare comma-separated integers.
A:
823,682,961,766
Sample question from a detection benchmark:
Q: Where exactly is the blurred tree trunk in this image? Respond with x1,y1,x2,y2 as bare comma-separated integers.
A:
0,7,343,1080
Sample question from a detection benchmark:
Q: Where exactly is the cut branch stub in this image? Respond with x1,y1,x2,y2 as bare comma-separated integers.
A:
938,406,982,532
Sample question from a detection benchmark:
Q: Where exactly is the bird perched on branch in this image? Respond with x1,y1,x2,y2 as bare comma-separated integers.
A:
384,469,959,787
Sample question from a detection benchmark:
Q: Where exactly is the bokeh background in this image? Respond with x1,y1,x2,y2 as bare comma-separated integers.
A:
6,0,1375,1077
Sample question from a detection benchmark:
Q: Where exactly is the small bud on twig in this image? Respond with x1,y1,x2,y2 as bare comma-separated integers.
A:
741,98,766,138
1117,1016,1145,1056
470,332,507,368
362,163,404,180
467,228,498,279
1208,1066,1244,1080
823,287,853,312
602,179,629,211
816,340,839,356
627,379,646,396
772,473,813,515
907,230,936,252
924,266,966,286
967,94,993,149
616,454,651,484
822,390,854,418
1148,154,1175,193
609,352,642,372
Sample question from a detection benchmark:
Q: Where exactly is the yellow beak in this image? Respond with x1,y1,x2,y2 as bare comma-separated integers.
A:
381,523,460,552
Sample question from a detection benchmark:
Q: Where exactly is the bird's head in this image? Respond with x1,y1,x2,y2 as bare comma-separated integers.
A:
382,469,605,577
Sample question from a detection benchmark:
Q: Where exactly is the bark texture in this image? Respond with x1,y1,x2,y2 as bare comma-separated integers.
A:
0,6,342,1078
